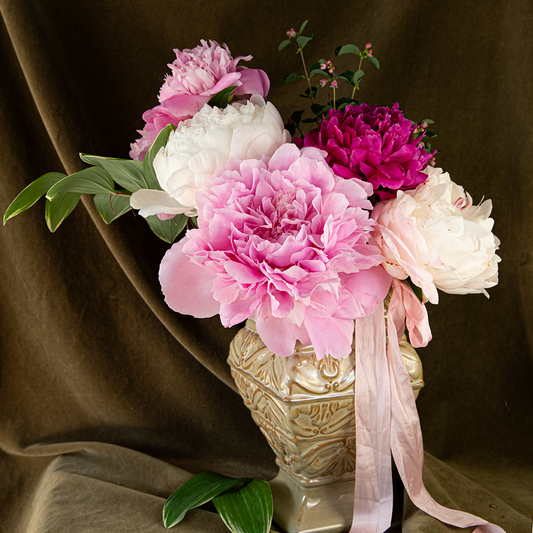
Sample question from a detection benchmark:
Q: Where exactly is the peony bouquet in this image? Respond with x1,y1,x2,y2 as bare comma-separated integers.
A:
4,21,503,533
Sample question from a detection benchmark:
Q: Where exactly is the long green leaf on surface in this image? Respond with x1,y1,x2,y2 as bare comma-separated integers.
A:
45,192,81,232
46,167,115,200
163,472,252,529
143,124,175,191
146,214,187,243
4,172,67,224
213,479,273,533
80,154,148,192
93,194,132,224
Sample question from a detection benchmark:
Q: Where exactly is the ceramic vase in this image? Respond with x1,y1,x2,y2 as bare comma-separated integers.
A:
228,318,424,533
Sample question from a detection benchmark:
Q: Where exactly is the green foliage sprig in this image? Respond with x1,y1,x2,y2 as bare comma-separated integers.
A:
279,20,380,136
3,124,187,243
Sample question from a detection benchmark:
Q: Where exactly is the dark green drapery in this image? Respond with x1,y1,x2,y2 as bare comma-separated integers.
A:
0,1,532,531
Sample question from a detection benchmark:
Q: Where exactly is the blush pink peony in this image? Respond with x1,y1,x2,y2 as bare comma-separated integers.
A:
130,40,270,161
372,166,500,302
301,103,435,200
159,144,392,358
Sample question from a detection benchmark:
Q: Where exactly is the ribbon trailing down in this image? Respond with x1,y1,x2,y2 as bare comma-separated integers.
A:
350,280,506,533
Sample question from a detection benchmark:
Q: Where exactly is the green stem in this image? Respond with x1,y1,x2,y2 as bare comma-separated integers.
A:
351,54,365,99
297,46,315,103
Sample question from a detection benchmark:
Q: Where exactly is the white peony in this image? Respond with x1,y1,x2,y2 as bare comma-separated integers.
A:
130,95,290,218
410,166,500,297
373,166,501,302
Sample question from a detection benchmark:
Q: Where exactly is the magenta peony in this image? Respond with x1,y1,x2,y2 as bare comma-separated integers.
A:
302,103,435,199
130,40,270,161
159,144,392,359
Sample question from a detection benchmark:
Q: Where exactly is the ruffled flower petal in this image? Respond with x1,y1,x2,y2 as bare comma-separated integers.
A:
303,103,436,199
132,98,289,219
372,167,500,301
130,40,270,161
159,238,221,318
160,145,389,359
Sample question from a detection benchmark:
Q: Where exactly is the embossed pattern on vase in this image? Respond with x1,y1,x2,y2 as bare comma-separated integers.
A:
228,319,423,485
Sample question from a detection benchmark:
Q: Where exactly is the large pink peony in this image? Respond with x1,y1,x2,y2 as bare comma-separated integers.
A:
302,103,435,200
159,144,392,358
130,40,270,161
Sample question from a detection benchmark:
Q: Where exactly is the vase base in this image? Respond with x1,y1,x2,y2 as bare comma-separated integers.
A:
269,468,353,533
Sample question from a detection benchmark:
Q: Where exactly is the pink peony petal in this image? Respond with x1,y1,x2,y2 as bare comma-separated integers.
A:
303,314,355,359
255,315,308,357
233,68,270,97
130,41,270,161
341,266,393,317
159,238,220,318
161,93,211,119
204,72,243,97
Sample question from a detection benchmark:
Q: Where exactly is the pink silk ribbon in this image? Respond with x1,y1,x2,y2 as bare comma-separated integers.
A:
351,280,506,533
353,299,393,532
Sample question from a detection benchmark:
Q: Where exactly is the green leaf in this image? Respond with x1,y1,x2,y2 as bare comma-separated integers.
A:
425,131,437,138
213,479,273,533
309,62,325,77
143,124,175,191
406,278,424,303
45,192,81,232
299,86,317,100
290,110,305,124
4,172,66,224
283,72,305,84
335,44,361,56
311,103,331,116
208,86,237,109
296,35,312,50
93,194,132,224
163,472,252,529
284,122,297,137
278,38,292,51
146,214,188,243
335,96,358,110
46,167,115,201
366,56,380,69
353,69,365,84
421,119,435,125
80,154,147,192
337,70,355,84
301,117,318,124
299,20,309,34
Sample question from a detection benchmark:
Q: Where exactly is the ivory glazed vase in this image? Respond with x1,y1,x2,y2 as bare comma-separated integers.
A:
227,318,424,533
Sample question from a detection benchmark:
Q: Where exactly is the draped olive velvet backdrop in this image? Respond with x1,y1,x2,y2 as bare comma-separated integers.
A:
1,1,532,532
